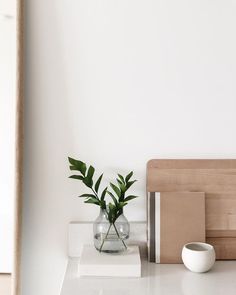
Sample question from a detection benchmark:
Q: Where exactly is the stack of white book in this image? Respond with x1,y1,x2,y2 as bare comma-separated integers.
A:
78,245,141,277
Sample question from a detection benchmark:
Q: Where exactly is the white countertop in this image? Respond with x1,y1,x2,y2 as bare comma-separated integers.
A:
60,258,236,295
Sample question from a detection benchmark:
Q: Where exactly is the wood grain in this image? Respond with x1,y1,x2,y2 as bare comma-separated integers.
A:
147,159,236,169
147,159,236,260
206,237,236,260
207,230,236,238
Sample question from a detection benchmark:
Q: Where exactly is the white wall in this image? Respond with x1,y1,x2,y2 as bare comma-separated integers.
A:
22,0,236,294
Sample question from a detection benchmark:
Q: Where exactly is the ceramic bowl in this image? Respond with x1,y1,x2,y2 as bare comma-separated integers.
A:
182,242,216,273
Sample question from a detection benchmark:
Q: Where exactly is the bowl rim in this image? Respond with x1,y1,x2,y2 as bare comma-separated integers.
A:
183,242,214,252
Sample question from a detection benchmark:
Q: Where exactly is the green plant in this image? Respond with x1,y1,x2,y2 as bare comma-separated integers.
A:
68,157,139,251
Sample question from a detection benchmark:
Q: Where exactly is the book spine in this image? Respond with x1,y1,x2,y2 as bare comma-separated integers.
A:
147,192,156,262
155,192,160,263
147,192,150,261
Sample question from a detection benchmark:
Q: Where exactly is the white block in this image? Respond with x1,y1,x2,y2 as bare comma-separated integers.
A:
68,221,147,258
78,245,141,277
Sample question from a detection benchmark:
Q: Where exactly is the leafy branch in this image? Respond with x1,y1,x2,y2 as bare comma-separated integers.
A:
68,157,107,209
68,157,138,224
107,171,138,223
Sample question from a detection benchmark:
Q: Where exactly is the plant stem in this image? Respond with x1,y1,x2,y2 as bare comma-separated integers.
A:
113,222,127,249
91,187,99,199
99,223,112,252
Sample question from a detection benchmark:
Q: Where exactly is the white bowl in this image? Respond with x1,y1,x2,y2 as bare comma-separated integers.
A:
182,242,215,273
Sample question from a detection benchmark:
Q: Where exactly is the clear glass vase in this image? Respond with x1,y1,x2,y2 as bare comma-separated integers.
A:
93,209,130,253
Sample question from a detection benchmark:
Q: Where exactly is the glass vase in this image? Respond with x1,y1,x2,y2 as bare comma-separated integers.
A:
93,208,130,253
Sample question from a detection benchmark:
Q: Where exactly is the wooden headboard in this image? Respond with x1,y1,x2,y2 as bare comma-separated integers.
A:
147,159,236,260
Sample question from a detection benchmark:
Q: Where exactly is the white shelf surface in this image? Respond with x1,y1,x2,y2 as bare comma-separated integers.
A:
60,258,236,295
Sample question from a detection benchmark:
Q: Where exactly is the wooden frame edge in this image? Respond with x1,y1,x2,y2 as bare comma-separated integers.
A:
12,0,24,294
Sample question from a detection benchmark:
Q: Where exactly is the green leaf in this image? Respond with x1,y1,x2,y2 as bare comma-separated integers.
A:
108,203,117,220
69,166,80,171
124,195,138,202
118,174,125,184
108,203,117,222
101,187,107,201
126,180,137,190
69,175,84,180
83,177,93,188
68,157,87,176
116,179,127,194
78,194,96,198
125,171,133,183
87,165,95,183
108,209,113,223
100,200,106,209
68,157,80,166
109,202,116,211
119,192,125,202
118,202,128,209
116,178,123,186
107,191,118,206
84,198,100,205
110,183,121,197
80,163,87,176
95,174,103,193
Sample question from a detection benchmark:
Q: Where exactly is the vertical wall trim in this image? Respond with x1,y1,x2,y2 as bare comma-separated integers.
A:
12,0,24,294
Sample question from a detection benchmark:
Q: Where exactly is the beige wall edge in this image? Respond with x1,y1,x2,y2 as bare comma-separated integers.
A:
12,0,24,294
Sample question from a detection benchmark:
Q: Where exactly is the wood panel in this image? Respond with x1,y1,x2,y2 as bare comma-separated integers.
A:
147,159,236,260
206,237,236,260
207,230,236,238
206,193,236,230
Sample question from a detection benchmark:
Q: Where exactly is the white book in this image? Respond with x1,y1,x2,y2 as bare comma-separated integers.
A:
78,245,141,277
